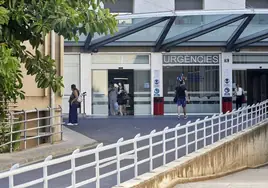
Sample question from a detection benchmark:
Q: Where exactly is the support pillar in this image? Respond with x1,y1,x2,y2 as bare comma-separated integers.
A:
151,53,163,115
221,52,233,113
80,53,92,115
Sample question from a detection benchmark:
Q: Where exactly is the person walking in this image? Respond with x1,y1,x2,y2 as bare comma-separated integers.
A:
108,83,118,116
174,80,190,120
117,83,128,116
67,84,80,126
235,84,243,110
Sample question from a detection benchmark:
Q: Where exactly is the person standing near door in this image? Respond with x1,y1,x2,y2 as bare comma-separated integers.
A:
108,83,118,115
118,83,128,116
175,80,190,120
67,84,80,126
235,84,243,110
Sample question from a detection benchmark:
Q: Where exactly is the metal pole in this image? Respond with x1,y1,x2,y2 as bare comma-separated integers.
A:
43,155,52,188
95,144,103,188
116,138,123,185
134,134,140,178
175,124,180,159
71,149,80,187
204,117,208,147
35,108,40,146
59,105,63,141
186,121,191,155
23,110,27,150
163,127,168,165
9,164,19,188
149,130,156,172
9,112,14,153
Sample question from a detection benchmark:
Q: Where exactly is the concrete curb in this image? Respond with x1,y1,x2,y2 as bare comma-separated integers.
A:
0,141,98,173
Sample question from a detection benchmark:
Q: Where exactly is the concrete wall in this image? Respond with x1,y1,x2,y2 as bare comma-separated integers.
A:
134,0,174,13
204,0,245,10
113,121,268,188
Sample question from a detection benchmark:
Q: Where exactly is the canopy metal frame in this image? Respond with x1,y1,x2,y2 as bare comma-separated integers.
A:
82,14,268,52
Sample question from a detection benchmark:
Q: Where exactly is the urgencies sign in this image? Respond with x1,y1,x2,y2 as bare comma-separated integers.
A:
163,55,220,64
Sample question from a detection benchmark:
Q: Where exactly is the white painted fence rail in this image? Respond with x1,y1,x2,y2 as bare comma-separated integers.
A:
0,100,267,188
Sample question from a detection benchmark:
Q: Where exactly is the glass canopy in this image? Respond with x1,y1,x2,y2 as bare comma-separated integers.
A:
65,14,268,51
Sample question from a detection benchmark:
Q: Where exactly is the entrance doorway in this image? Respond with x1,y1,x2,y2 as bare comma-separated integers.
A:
247,69,268,105
108,70,134,115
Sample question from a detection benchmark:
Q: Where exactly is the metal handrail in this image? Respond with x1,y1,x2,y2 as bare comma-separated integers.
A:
0,106,63,153
0,100,267,188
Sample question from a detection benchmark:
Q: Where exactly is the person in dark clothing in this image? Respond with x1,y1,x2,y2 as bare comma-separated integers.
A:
175,80,190,119
235,84,243,110
117,83,128,116
67,84,80,126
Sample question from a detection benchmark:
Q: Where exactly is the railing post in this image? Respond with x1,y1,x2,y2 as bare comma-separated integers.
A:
225,112,229,138
237,108,241,132
241,107,245,130
9,111,14,153
175,124,180,159
195,119,200,151
47,107,53,144
163,127,168,165
134,134,140,178
95,143,103,188
218,113,222,140
264,100,268,119
231,110,235,135
71,149,80,187
35,108,40,146
23,110,27,150
211,115,216,143
59,105,63,141
9,164,19,188
186,121,191,155
43,155,52,188
204,116,208,147
251,104,254,127
116,138,124,185
149,130,156,172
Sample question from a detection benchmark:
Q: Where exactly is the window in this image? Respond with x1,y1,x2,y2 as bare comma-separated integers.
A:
104,0,133,13
163,66,220,114
92,55,149,64
246,0,268,8
175,0,203,10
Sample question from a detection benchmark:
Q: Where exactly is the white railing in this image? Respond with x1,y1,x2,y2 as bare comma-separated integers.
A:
0,100,267,188
0,106,63,153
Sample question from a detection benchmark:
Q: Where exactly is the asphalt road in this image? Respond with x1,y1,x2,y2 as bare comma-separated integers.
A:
0,113,262,188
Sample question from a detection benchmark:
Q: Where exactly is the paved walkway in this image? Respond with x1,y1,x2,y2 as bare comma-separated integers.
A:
64,115,205,144
175,166,268,188
0,126,97,172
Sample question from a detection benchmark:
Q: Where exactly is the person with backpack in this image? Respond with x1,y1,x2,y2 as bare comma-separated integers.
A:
67,84,80,126
174,80,190,120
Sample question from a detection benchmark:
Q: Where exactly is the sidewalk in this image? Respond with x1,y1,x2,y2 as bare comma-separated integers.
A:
175,166,268,188
0,126,98,172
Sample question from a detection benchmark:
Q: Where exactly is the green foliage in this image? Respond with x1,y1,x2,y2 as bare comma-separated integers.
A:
0,0,117,100
0,0,117,130
0,116,22,153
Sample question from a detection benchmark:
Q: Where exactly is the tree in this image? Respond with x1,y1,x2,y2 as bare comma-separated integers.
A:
0,0,117,101
0,0,117,149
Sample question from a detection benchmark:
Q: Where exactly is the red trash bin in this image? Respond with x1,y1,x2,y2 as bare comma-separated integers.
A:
154,97,164,115
222,97,232,113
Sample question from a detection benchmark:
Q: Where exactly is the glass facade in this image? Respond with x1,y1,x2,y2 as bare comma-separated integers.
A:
92,54,149,64
92,70,108,115
134,71,151,115
163,66,220,114
232,70,247,109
